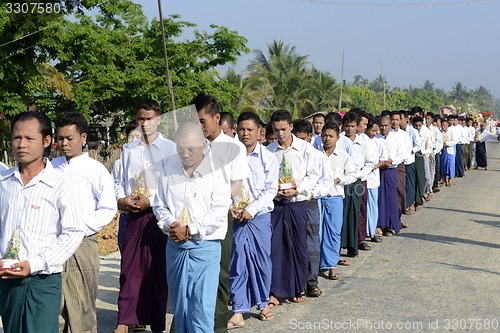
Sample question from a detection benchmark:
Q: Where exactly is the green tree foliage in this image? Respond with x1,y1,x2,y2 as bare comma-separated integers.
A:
0,0,248,124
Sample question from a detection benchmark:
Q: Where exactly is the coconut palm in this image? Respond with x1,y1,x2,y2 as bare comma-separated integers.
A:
245,40,309,119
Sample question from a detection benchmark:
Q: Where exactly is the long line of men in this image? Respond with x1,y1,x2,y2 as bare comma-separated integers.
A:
0,94,490,333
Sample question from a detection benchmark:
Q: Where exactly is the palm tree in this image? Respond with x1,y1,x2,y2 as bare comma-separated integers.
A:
450,82,468,104
422,80,435,92
35,63,73,99
246,40,309,119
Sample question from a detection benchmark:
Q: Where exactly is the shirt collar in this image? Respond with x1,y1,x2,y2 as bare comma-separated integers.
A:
128,132,165,149
3,158,57,188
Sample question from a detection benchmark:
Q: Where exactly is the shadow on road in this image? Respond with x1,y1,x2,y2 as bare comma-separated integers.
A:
398,233,500,250
424,206,500,219
470,219,500,228
435,262,500,276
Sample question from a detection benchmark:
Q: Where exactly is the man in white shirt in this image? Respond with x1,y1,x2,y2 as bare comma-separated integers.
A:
401,111,422,212
114,99,175,333
450,115,465,178
390,111,411,221
153,121,232,333
431,115,443,192
267,110,320,304
227,112,278,329
341,111,375,257
51,112,117,333
376,115,404,236
0,112,84,333
412,116,433,201
365,117,386,242
311,113,326,150
292,119,334,297
319,122,357,280
191,92,250,333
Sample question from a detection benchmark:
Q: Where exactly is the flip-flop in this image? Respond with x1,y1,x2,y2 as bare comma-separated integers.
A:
259,311,275,321
337,259,350,266
227,321,245,330
291,292,306,303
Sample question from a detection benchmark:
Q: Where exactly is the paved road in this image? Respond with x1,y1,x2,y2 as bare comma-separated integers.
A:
3,140,500,332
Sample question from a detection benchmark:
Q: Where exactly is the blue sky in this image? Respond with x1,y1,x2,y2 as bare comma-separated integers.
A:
134,0,500,100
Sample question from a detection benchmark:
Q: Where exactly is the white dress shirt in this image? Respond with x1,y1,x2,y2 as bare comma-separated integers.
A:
447,125,460,147
324,147,357,198
367,136,386,189
210,130,250,184
341,132,376,180
115,133,176,205
0,162,8,172
311,148,334,198
52,153,117,236
391,129,411,165
380,132,405,168
442,129,456,155
267,134,321,202
417,126,434,157
153,154,231,242
244,143,279,218
0,160,84,275
403,125,421,164
460,124,470,144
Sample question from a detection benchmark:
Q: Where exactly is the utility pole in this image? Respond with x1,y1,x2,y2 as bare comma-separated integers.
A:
338,48,345,112
381,61,386,110
157,0,176,110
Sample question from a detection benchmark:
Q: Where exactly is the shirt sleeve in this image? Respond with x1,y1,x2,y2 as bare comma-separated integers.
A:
88,167,118,235
296,144,321,199
245,153,279,218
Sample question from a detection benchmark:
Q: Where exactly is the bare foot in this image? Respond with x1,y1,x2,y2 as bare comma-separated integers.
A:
227,313,245,329
113,324,128,333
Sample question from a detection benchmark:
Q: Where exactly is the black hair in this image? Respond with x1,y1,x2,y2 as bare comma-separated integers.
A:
390,110,402,119
270,109,292,125
191,92,219,116
265,122,275,137
219,111,235,127
350,108,370,120
325,112,342,124
55,111,88,134
312,113,326,121
322,122,340,135
342,111,360,127
237,112,261,127
135,98,161,115
411,116,424,125
11,112,52,139
292,119,313,135
125,121,138,137
367,115,378,130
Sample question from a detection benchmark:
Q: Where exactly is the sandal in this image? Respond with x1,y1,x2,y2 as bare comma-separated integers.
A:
268,295,280,309
291,292,306,303
227,321,245,330
337,259,350,266
328,268,341,280
306,287,322,297
259,311,275,321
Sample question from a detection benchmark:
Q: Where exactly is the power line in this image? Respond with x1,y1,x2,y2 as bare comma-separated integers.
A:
293,0,495,7
0,24,55,49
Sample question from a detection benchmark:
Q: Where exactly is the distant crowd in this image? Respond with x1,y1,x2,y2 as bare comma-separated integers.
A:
0,94,496,333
